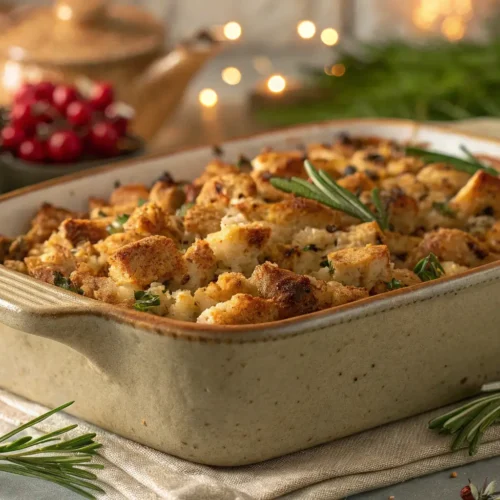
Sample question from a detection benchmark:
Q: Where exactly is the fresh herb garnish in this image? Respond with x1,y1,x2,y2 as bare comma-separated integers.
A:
0,401,104,499
97,210,106,218
371,187,389,230
432,201,456,218
53,272,83,295
134,290,161,312
429,392,500,456
303,244,319,252
386,278,403,290
320,259,335,275
106,214,130,234
270,160,389,229
406,146,498,176
137,198,147,207
413,253,445,281
176,202,195,218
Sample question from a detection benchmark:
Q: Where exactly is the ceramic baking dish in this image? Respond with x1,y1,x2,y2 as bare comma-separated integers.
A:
1,118,500,467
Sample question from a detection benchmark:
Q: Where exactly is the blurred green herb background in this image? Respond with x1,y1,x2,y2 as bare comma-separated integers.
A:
256,39,500,125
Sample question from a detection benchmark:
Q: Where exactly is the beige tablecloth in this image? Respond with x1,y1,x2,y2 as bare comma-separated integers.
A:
2,119,500,500
1,389,500,500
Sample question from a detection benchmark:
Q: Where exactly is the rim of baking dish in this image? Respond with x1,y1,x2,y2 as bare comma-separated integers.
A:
2,117,500,340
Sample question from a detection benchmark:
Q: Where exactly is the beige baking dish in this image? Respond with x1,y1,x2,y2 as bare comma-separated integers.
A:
1,118,500,467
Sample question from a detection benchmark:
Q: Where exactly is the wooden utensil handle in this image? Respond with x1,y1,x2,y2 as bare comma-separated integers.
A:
54,0,108,22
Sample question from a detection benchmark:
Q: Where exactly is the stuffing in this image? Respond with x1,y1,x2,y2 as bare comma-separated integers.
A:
108,235,185,287
416,163,470,197
197,294,280,325
326,245,392,289
206,223,272,275
7,135,500,325
449,171,500,218
149,181,185,214
109,184,150,207
408,228,495,268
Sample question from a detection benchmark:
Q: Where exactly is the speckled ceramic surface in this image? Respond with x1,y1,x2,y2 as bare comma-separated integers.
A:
1,119,500,466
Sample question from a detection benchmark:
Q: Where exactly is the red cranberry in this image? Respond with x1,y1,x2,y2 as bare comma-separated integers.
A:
52,85,78,113
89,121,119,156
104,102,132,137
89,82,114,110
460,485,474,500
66,101,92,127
13,83,35,103
1,125,26,150
18,138,46,163
33,81,56,102
10,101,38,129
47,130,83,163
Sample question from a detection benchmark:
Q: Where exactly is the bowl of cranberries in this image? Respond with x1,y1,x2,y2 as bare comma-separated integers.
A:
0,80,144,191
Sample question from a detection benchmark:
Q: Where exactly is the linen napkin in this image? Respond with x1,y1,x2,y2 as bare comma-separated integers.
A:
1,389,500,500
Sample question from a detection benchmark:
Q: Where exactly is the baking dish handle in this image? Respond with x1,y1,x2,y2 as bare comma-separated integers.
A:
0,266,114,372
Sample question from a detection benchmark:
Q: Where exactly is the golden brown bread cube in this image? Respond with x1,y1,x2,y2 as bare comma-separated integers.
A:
183,204,226,238
149,181,185,214
123,202,183,242
449,171,500,218
486,221,500,253
178,240,217,290
386,192,419,234
192,159,239,188
60,218,109,246
194,272,258,311
196,173,257,207
109,184,149,207
408,228,495,268
108,235,185,287
337,172,376,194
381,173,428,200
27,203,78,244
335,222,386,249
197,294,280,325
416,163,470,197
327,245,392,289
251,150,306,178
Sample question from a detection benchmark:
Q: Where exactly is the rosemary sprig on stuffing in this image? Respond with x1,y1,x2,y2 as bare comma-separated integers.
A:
0,402,104,499
406,145,498,177
413,252,445,281
270,160,389,229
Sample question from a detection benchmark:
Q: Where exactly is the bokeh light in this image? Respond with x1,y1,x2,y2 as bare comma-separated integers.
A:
267,75,286,93
320,28,339,46
221,67,242,85
223,22,242,40
297,20,316,39
198,88,218,107
331,64,346,77
441,15,466,41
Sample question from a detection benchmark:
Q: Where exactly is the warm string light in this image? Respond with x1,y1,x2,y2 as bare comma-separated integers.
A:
221,67,241,85
223,21,242,40
267,75,286,93
297,20,316,39
199,88,218,107
320,28,339,46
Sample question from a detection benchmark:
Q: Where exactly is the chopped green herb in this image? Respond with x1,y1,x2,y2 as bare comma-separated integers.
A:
320,259,335,275
303,244,319,252
133,290,161,312
176,202,195,218
138,198,147,207
413,252,445,282
386,278,403,290
106,213,130,234
53,272,83,295
97,210,107,218
432,201,456,218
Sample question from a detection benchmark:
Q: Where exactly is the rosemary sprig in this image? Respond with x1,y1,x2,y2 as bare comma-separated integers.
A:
386,278,403,290
413,252,445,281
134,290,161,312
429,392,500,456
406,146,498,176
0,402,104,499
270,160,389,229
